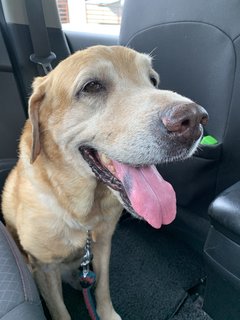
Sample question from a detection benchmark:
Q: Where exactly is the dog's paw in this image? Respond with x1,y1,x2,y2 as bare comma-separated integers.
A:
110,312,122,320
97,307,122,320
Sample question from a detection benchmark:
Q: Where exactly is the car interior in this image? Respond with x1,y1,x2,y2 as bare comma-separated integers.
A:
1,0,240,319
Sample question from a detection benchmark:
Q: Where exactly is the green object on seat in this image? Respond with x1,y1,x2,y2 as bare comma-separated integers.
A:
200,135,218,145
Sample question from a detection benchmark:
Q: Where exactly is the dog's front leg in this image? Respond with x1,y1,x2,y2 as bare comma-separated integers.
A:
92,235,121,320
30,258,71,320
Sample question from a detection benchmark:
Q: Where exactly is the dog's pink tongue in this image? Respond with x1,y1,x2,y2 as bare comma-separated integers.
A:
112,161,176,228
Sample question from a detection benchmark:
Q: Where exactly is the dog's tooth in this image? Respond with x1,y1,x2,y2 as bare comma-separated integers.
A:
100,153,111,165
107,164,116,174
99,153,116,174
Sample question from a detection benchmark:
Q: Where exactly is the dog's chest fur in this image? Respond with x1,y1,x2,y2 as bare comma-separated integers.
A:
35,179,122,263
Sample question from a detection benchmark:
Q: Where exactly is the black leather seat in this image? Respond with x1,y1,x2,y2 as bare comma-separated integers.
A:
120,1,240,319
0,2,46,318
204,182,240,320
120,0,240,248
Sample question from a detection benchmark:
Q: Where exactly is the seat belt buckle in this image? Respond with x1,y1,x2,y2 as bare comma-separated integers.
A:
30,52,56,74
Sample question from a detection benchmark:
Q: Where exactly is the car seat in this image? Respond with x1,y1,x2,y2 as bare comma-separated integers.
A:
0,220,46,319
120,0,240,248
0,2,46,318
120,1,240,318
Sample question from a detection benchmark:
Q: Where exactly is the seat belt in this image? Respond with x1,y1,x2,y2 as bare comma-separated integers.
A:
25,0,56,75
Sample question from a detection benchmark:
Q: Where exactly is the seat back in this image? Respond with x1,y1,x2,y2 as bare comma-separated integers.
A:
120,0,240,218
0,7,26,158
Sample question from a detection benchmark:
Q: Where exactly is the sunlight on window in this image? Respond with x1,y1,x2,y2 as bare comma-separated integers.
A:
56,0,124,34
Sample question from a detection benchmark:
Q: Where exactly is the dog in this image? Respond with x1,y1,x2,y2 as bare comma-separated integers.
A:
1,45,208,320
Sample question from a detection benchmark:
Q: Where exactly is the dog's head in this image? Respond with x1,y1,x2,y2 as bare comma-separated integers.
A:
28,45,208,228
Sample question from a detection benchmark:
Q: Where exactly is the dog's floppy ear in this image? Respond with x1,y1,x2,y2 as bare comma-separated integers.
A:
28,76,47,164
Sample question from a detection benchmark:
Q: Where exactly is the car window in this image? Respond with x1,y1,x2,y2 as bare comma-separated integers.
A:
56,0,124,34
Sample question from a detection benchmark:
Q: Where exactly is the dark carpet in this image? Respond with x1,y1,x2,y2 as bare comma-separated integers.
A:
172,297,212,320
63,217,209,320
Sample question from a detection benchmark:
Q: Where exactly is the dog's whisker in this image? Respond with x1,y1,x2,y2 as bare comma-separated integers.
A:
148,47,158,59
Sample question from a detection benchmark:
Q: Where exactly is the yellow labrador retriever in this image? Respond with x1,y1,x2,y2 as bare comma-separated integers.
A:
2,46,208,320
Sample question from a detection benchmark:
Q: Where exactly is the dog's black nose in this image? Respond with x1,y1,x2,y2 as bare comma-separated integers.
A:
161,103,208,139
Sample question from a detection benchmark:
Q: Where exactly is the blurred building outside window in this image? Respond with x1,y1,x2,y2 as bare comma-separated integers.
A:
56,0,124,34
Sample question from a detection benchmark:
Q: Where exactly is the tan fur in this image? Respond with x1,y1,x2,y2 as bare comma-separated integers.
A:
2,45,196,320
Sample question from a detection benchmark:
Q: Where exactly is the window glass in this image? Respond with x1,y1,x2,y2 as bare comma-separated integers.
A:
56,0,124,34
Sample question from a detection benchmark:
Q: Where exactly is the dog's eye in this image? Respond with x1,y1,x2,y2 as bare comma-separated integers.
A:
150,76,158,87
82,80,105,94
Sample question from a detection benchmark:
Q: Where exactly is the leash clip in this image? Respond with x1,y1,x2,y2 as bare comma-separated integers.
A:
79,231,99,319
80,230,93,278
